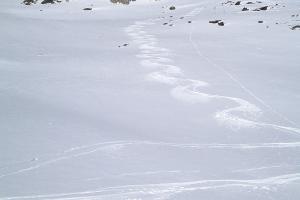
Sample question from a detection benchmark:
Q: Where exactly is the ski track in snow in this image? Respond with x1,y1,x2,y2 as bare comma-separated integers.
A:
0,141,129,179
1,139,300,180
1,173,300,200
125,7,300,134
234,164,300,173
1,5,300,200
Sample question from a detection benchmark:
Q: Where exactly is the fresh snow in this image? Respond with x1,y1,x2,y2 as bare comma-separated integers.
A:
0,0,300,199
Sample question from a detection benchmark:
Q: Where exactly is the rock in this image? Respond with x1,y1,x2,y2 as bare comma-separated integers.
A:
242,7,249,11
41,0,55,4
260,6,268,10
258,20,263,23
235,1,241,5
169,6,176,10
254,6,268,11
83,8,92,10
111,0,131,4
291,25,300,30
222,1,234,5
209,20,222,24
188,21,192,23
118,43,129,48
218,21,225,26
23,0,37,5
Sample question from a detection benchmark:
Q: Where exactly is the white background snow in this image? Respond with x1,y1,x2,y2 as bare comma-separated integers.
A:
0,0,300,199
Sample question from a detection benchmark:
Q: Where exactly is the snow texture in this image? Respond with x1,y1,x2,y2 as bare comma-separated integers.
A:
0,0,300,199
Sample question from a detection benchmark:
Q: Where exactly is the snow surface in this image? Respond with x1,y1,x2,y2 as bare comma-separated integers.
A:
0,0,300,199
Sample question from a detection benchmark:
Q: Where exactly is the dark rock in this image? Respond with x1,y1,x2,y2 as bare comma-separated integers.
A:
291,25,300,30
41,0,55,4
209,20,222,24
254,6,268,11
111,0,131,5
258,20,263,23
242,7,249,11
218,21,225,26
83,8,92,10
188,21,192,23
222,1,234,5
260,6,268,10
235,1,241,5
23,0,37,5
119,43,129,47
169,6,176,10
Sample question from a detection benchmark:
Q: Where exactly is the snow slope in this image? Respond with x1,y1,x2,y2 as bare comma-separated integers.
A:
0,0,300,199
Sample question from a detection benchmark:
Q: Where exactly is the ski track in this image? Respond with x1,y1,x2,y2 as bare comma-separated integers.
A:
1,139,300,180
125,8,300,134
0,141,129,179
1,173,300,200
234,164,300,173
2,5,300,200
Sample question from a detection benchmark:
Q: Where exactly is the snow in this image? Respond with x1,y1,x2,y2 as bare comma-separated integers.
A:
0,0,300,199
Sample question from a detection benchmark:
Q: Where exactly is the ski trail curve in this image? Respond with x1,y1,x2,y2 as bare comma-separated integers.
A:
124,9,300,135
188,20,300,133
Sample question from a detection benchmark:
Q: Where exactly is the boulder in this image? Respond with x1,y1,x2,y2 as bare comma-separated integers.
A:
169,6,176,10
209,20,222,24
23,0,37,5
218,21,225,26
291,25,300,30
41,0,55,4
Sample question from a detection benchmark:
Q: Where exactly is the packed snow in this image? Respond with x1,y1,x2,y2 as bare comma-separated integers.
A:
0,0,300,199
